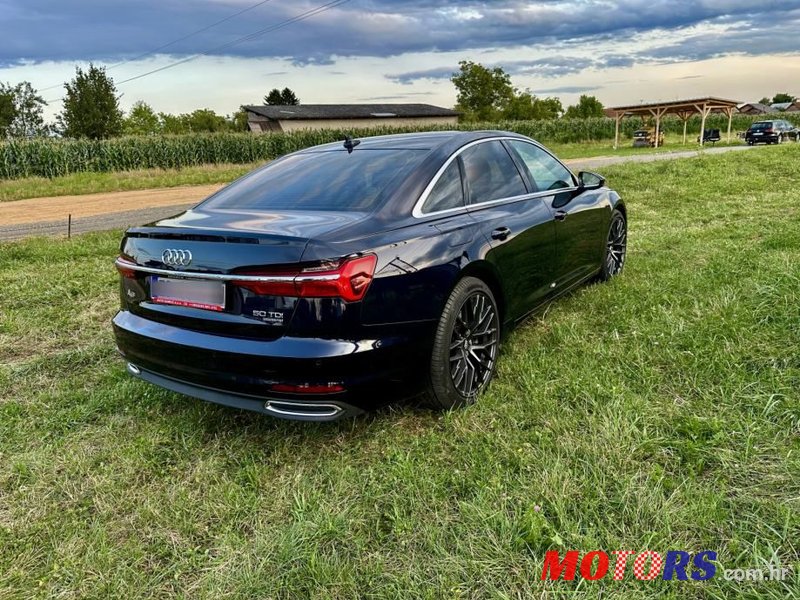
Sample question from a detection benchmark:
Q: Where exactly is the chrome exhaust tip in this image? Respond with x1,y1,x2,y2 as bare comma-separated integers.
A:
127,362,141,375
264,400,344,419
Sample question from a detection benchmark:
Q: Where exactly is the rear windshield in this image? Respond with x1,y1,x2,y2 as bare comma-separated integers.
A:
200,149,426,212
750,122,772,130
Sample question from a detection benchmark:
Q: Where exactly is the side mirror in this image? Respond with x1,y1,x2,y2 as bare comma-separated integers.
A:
578,171,605,191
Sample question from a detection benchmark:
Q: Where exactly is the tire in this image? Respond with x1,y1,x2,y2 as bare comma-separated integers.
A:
424,277,500,410
597,209,627,282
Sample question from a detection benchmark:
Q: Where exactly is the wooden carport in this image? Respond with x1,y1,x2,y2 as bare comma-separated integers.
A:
608,97,740,149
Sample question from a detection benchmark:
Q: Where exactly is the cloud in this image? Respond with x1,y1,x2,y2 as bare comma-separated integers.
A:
503,57,596,78
387,67,456,84
2,0,800,68
535,85,602,94
358,92,435,101
388,56,597,85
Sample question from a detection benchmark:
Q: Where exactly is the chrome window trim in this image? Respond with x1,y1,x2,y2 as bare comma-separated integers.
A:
412,136,576,219
114,258,339,282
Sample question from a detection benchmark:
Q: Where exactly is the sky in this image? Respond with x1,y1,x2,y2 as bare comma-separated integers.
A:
1,0,799,120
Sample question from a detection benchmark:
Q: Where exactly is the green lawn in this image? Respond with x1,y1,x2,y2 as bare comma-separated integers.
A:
1,146,798,598
0,134,746,203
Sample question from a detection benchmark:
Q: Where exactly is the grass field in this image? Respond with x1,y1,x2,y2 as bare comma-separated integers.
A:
1,146,798,598
0,134,744,203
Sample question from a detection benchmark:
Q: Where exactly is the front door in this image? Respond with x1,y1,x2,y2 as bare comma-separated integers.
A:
506,140,607,288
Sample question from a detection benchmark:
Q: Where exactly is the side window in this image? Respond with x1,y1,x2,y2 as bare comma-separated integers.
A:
421,160,464,213
508,140,575,192
461,141,528,205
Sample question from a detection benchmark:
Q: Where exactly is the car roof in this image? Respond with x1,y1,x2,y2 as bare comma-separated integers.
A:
300,130,531,153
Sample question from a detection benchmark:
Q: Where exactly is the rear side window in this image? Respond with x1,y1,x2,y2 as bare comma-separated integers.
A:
422,161,465,213
507,140,574,192
461,141,528,205
200,149,426,212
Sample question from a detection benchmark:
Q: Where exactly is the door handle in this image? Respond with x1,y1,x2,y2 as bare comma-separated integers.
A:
491,226,511,241
554,211,568,221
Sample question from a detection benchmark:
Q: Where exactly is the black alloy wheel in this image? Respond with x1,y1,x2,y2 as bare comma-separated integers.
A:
426,277,500,409
598,209,627,281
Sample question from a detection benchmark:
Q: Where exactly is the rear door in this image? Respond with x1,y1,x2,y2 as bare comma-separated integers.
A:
506,140,607,288
460,139,556,320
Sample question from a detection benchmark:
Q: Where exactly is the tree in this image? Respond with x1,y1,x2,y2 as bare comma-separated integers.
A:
0,81,47,138
451,61,514,121
58,64,123,138
264,87,300,105
230,108,250,131
157,113,186,134
124,101,160,135
10,82,47,137
772,92,796,105
563,95,605,119
0,84,16,138
185,108,228,132
503,91,563,120
758,97,771,105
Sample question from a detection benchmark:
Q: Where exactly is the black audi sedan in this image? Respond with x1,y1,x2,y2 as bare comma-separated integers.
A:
113,131,627,420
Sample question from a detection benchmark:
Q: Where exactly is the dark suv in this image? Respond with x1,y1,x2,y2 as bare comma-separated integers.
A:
745,120,799,145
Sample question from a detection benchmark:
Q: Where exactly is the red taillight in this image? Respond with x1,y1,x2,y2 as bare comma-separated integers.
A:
270,383,345,394
115,257,137,278
765,128,774,133
235,255,377,302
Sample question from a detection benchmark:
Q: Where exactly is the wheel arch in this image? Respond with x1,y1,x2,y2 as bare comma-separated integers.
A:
612,198,627,221
456,260,507,328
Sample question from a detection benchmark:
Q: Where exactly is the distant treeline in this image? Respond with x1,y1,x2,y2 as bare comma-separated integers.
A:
2,113,798,180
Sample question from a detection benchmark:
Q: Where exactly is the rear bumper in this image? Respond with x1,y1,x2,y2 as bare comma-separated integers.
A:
126,363,363,421
747,134,779,143
112,311,435,420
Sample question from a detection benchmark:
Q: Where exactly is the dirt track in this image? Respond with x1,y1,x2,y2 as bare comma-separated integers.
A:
0,145,756,242
0,184,223,226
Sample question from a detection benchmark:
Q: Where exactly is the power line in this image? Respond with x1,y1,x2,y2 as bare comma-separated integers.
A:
105,0,279,71
39,0,278,93
116,0,350,86
44,0,350,104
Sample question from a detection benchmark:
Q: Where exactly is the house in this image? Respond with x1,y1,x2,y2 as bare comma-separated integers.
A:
771,101,800,112
244,104,460,133
738,103,773,115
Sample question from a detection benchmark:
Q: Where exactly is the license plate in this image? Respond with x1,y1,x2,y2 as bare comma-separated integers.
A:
150,276,226,311
753,132,762,136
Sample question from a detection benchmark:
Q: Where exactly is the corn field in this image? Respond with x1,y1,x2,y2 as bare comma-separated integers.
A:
2,113,798,180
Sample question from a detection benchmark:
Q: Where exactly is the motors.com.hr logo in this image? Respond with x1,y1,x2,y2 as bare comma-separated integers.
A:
540,550,792,582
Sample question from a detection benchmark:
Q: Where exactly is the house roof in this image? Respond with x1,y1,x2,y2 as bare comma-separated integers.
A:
771,102,792,111
244,103,460,121
739,103,773,113
609,96,740,115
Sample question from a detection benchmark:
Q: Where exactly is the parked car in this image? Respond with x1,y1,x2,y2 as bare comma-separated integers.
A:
745,120,799,145
113,131,627,421
632,128,664,148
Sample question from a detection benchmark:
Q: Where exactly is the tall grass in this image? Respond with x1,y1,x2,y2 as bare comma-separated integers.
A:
2,113,798,180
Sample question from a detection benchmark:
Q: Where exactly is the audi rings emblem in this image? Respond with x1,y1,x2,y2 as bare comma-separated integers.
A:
162,249,193,267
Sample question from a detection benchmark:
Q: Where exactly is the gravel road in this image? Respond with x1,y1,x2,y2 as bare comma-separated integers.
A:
0,144,757,242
